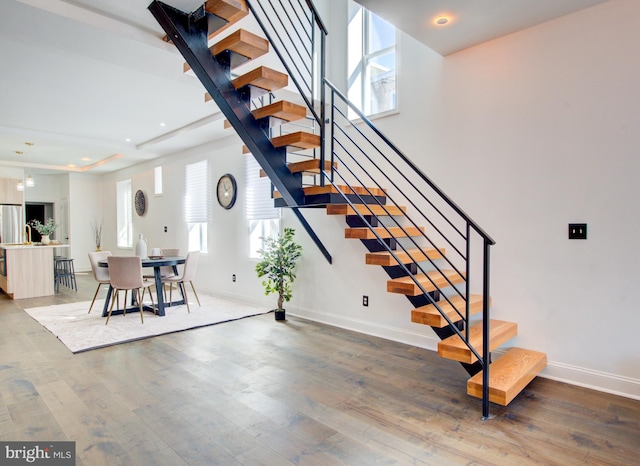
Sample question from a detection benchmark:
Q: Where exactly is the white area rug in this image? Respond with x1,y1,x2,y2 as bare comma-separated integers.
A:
24,294,270,353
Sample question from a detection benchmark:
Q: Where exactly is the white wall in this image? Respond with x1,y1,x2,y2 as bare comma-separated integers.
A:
95,0,640,399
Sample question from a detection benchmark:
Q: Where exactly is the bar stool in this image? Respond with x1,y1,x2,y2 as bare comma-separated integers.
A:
54,257,77,292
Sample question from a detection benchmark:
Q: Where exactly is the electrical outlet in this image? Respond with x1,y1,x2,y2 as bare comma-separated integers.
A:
164,226,168,233
363,295,368,307
568,223,587,240
232,274,236,282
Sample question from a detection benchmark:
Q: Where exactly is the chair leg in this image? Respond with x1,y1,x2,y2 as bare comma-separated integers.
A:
137,289,144,324
106,289,118,325
123,290,128,317
180,282,190,313
189,281,201,307
89,283,102,313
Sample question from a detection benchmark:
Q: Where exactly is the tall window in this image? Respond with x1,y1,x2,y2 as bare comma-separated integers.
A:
245,155,280,258
116,178,132,248
185,160,210,253
154,166,163,195
348,1,397,119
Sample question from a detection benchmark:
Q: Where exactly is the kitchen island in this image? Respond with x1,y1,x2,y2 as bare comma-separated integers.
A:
0,243,69,299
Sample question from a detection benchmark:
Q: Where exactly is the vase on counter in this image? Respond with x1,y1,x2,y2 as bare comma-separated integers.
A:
135,234,147,258
41,235,50,245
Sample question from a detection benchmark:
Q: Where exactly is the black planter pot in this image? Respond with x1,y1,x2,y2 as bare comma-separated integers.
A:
274,309,286,321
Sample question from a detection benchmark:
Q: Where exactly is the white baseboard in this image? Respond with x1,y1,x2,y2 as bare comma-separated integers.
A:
290,307,640,401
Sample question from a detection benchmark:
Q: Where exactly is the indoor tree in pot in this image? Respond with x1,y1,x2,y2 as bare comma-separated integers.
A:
255,227,302,321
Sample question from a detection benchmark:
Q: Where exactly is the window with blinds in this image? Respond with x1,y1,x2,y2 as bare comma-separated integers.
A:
116,178,132,248
245,155,280,258
185,160,210,252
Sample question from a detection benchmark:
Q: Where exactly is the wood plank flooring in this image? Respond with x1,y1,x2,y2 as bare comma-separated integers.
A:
1,274,638,465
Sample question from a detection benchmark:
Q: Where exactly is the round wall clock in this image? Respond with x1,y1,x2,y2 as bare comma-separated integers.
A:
134,189,146,216
216,173,237,209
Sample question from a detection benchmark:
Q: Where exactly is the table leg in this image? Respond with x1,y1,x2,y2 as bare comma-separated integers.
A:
101,285,114,317
154,266,166,316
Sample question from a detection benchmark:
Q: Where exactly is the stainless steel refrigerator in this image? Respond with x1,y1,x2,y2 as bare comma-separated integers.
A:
0,204,24,244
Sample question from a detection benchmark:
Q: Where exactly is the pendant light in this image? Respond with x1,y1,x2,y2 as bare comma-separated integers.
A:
25,142,35,188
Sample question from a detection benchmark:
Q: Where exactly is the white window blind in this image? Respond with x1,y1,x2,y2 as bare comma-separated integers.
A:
184,160,210,223
154,165,163,195
245,155,280,220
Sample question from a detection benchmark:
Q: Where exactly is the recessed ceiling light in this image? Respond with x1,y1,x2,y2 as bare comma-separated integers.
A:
81,157,91,162
435,16,451,26
125,138,132,142
68,164,76,168
159,122,166,127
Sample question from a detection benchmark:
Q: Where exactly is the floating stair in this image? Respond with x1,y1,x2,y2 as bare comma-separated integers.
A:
467,347,547,406
204,0,249,39
206,66,289,102
270,131,320,150
184,29,268,74
411,294,485,327
252,100,307,123
387,269,465,295
346,226,425,240
260,159,336,177
274,184,386,199
438,319,517,364
326,204,406,216
366,247,445,266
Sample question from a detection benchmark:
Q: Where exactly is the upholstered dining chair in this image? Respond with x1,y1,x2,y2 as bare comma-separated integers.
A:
88,250,112,313
105,256,155,325
161,251,201,313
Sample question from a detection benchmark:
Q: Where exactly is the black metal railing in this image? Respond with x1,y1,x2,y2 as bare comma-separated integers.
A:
245,0,495,418
322,80,495,418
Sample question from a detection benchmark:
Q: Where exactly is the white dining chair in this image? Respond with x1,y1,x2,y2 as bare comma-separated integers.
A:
88,250,111,313
105,256,156,325
161,251,201,313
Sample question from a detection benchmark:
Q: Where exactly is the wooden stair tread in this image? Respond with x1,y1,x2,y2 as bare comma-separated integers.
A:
387,269,465,296
231,66,289,92
274,184,386,199
411,294,486,328
260,159,336,177
204,0,249,40
345,226,424,240
467,347,547,406
437,320,518,364
326,204,406,216
210,28,268,60
252,100,307,122
185,29,268,74
270,131,321,150
366,247,445,266
205,0,248,22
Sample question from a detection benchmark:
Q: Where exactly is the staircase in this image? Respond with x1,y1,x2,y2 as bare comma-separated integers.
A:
149,0,546,416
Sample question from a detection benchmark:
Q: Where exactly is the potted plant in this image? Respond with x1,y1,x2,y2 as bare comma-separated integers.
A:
30,217,57,245
255,227,302,321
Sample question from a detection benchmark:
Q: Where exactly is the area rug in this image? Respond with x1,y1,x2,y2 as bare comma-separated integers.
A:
23,294,270,353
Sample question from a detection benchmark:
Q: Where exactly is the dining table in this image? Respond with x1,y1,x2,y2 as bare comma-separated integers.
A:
98,256,186,317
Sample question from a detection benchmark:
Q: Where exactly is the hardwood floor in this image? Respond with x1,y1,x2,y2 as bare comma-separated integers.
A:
1,274,638,465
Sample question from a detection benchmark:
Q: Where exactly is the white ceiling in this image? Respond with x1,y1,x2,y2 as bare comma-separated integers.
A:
0,0,609,176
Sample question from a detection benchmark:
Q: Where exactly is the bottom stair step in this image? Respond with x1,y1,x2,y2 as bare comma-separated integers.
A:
437,319,517,364
467,347,547,406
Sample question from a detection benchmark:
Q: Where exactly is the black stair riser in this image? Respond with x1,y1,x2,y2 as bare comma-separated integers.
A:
431,320,464,341
214,49,251,74
274,193,386,208
406,292,440,309
237,84,270,103
461,357,489,377
382,263,418,279
360,238,397,252
346,215,379,228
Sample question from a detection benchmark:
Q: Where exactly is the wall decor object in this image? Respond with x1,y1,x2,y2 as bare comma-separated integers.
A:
134,189,146,216
216,173,237,209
